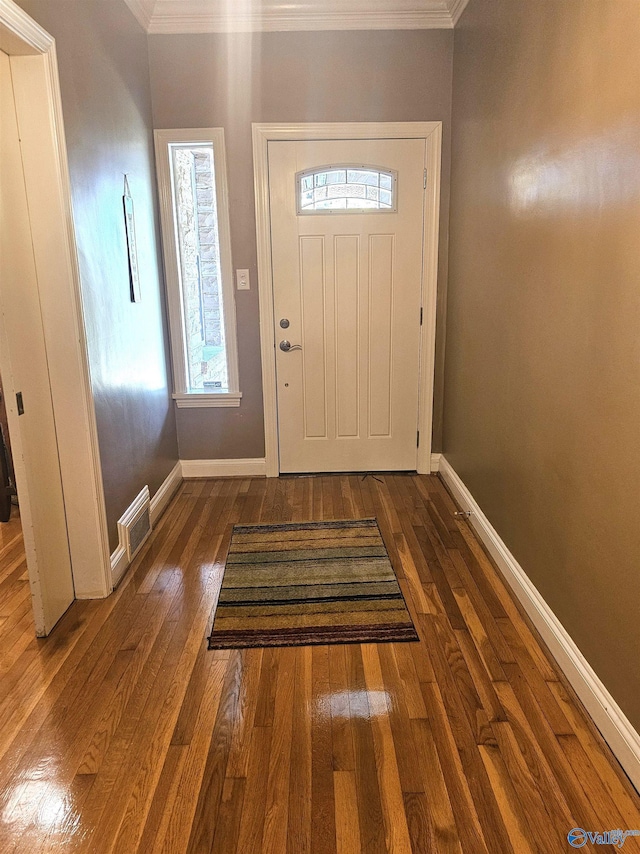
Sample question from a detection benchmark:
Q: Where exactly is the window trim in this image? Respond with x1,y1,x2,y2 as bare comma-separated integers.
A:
154,128,240,405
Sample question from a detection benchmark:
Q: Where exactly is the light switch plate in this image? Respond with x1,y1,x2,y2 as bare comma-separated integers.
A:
236,269,250,290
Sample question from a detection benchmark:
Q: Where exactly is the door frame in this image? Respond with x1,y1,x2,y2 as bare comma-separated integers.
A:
0,0,111,621
252,121,442,477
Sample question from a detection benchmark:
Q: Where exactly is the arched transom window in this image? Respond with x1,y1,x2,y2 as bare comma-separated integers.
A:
297,166,397,213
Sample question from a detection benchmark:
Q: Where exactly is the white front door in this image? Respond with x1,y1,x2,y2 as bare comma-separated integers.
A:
268,137,426,473
0,51,75,634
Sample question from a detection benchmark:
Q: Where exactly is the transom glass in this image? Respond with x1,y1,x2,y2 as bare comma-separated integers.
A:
297,166,397,213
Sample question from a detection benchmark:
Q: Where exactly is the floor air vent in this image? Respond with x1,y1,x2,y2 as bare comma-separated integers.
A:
117,486,152,563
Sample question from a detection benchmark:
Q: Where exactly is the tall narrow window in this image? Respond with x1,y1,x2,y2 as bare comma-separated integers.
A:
155,129,240,407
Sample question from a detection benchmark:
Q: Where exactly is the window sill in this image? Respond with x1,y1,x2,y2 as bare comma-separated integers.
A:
173,392,242,409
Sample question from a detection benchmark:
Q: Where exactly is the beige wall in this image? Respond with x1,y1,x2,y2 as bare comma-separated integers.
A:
148,30,453,460
17,0,179,550
445,0,640,728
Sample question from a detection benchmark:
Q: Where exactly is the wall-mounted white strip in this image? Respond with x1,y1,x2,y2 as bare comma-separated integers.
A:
180,458,267,478
150,462,183,525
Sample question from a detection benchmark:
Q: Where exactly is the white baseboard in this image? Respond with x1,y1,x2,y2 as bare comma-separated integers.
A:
110,543,128,587
430,452,442,473
150,461,182,525
180,458,267,478
438,455,640,793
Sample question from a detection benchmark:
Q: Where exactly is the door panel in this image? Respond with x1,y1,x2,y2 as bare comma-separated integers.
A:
269,138,426,472
300,236,327,439
0,51,74,634
335,235,358,438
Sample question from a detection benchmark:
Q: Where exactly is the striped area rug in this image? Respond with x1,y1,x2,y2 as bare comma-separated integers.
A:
208,518,418,649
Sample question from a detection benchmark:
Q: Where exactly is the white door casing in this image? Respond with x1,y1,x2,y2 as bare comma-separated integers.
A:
0,49,75,631
253,122,442,476
269,138,426,472
0,0,112,632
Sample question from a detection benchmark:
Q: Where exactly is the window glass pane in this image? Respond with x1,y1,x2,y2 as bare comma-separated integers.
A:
298,166,395,212
316,198,346,210
347,169,379,186
347,198,379,209
320,170,346,185
171,144,229,392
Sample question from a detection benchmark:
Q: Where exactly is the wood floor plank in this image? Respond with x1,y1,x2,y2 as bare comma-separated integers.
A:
0,474,637,854
495,679,600,832
310,644,338,854
232,716,272,854
454,627,507,725
451,580,508,682
109,580,223,854
421,614,495,746
77,585,217,853
287,646,313,854
334,770,361,854
328,644,356,772
491,719,572,853
385,476,434,585
420,680,491,854
225,648,264,778
419,618,516,852
556,732,630,829
547,680,640,824
134,744,187,854
185,651,243,854
410,718,462,854
376,643,424,794
394,533,435,614
261,646,295,854
478,741,540,854
209,777,246,854
390,642,429,720
496,617,573,736
361,644,413,853
345,643,387,854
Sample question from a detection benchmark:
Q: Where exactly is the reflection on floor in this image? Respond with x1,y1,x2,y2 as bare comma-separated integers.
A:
0,474,638,853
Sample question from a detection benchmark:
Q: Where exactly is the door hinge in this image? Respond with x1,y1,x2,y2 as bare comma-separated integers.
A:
423,169,427,190
416,430,420,448
420,307,423,326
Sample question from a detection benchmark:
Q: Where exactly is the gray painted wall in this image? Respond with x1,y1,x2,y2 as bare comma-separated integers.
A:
148,29,454,460
445,0,640,729
17,0,179,550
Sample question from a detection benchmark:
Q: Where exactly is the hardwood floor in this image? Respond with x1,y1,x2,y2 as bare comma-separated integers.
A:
0,474,638,853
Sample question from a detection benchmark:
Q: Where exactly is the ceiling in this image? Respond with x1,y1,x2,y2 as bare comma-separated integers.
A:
123,0,470,33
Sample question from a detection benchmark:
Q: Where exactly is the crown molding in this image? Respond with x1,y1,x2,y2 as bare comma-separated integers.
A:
148,8,455,33
449,0,470,26
131,0,473,34
0,0,53,54
122,0,156,31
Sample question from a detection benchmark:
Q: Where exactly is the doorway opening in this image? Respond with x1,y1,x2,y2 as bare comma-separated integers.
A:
0,2,111,635
252,122,442,478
